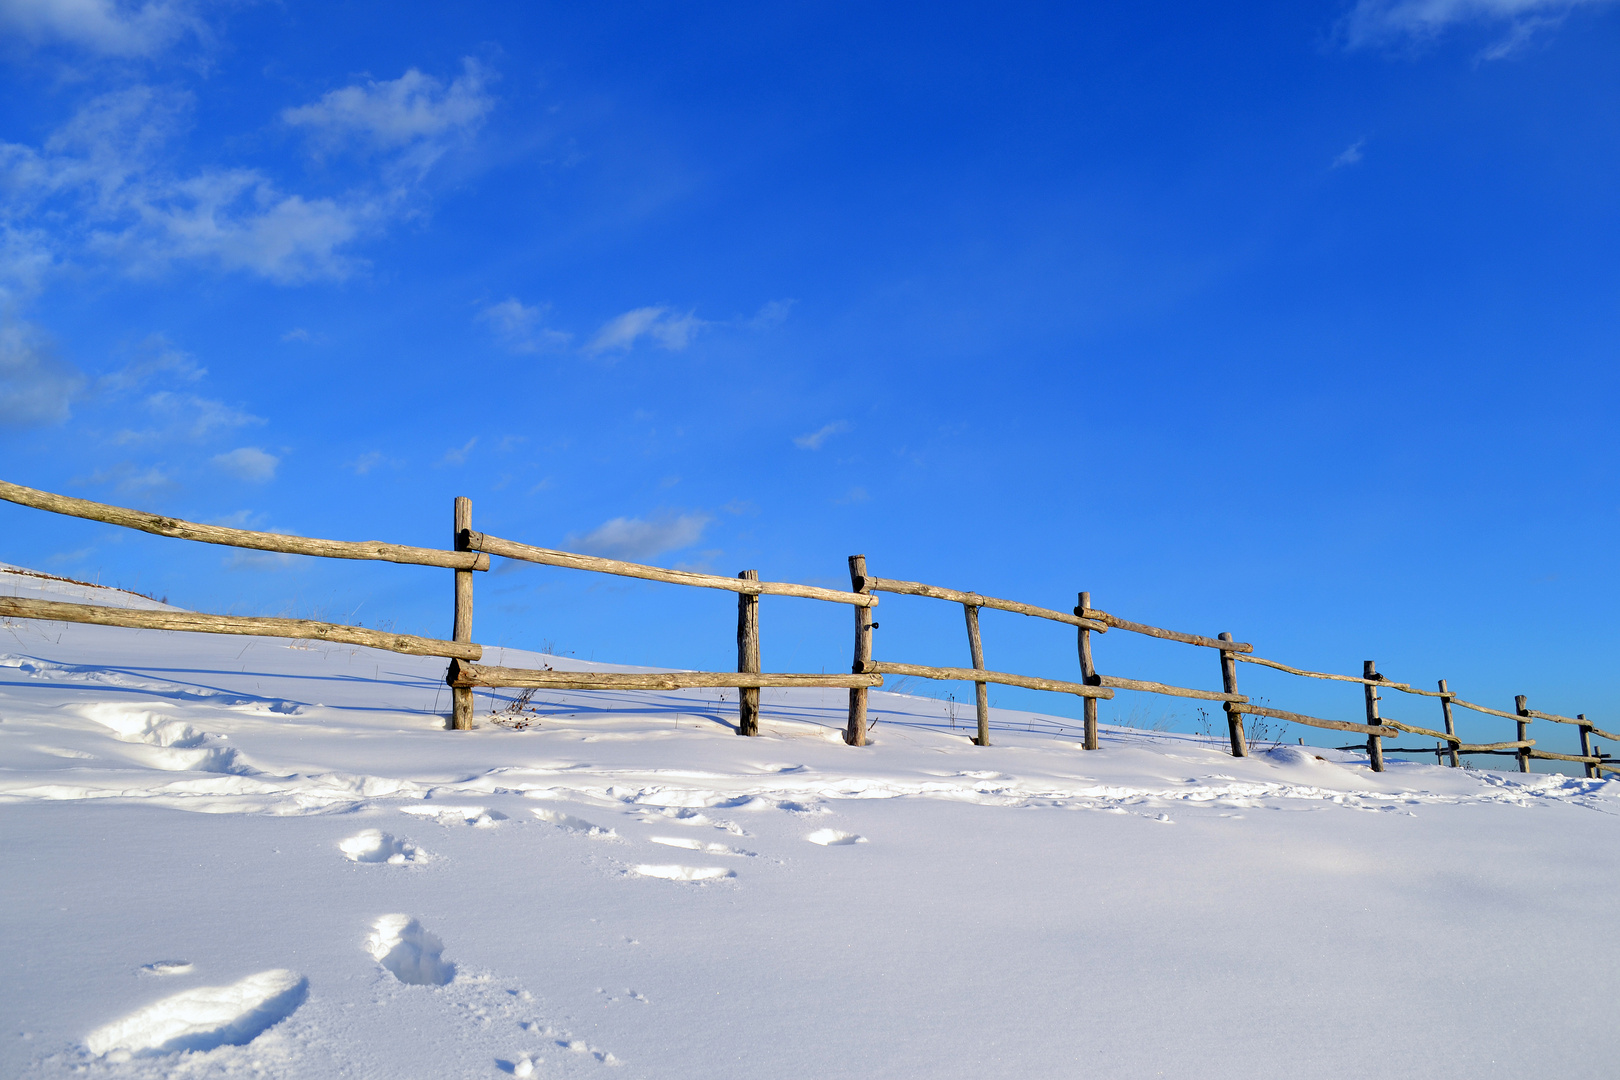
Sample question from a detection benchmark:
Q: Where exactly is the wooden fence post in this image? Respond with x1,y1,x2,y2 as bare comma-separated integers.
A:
737,570,760,736
1515,695,1532,773
450,496,474,731
1438,679,1458,767
1219,633,1247,757
1077,591,1098,751
846,555,873,747
1363,661,1385,772
1578,715,1595,779
963,602,990,746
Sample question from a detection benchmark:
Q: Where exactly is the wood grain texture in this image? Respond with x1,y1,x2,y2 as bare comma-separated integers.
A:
846,555,874,747
1364,661,1385,773
1447,696,1527,722
737,570,761,737
1219,632,1247,758
0,595,482,659
1232,703,1392,737
964,603,989,746
1515,695,1532,773
858,660,1115,700
447,662,881,690
1439,679,1459,768
0,478,489,571
451,496,475,731
1527,749,1602,764
1077,606,1251,652
1077,591,1099,750
866,577,1108,630
1094,674,1245,703
1235,654,1455,698
468,531,877,606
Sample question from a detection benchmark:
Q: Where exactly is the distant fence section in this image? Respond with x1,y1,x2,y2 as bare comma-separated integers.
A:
0,478,1613,778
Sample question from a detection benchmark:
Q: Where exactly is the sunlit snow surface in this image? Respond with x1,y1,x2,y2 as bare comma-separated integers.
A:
1,564,1617,1079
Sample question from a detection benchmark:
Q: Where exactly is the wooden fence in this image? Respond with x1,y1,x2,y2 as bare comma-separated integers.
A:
0,479,1613,777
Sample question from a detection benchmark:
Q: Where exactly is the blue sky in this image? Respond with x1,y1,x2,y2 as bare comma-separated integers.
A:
2,0,1617,751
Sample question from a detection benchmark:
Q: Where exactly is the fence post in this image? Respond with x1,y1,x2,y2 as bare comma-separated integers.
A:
1363,661,1385,772
963,601,990,746
1219,633,1247,757
846,555,873,747
1514,695,1531,773
1438,679,1458,767
450,496,474,731
1077,591,1098,751
737,570,760,736
1578,714,1595,779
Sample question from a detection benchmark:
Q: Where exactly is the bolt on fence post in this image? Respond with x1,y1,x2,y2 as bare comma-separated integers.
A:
1578,715,1595,779
1515,695,1532,773
1076,591,1099,751
1363,661,1385,772
846,555,872,747
1219,633,1247,757
963,601,990,746
1438,679,1458,767
450,496,474,731
736,570,760,736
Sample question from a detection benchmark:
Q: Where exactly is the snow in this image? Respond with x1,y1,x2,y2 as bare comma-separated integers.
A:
2,563,1618,1078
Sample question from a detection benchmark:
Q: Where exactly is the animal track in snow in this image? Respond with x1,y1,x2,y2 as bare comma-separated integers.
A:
341,829,428,864
84,968,307,1059
138,960,193,976
630,864,735,882
648,836,754,857
806,828,866,846
531,808,616,836
635,807,747,834
367,914,455,985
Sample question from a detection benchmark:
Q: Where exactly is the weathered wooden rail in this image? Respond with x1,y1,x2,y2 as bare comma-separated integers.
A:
0,478,1612,774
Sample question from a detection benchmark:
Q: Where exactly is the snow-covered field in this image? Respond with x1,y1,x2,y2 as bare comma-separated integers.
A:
2,564,1616,1079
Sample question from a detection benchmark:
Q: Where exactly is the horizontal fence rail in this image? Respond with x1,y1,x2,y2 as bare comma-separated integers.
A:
447,660,879,691
0,480,489,571
1,477,1613,772
0,595,482,660
468,531,877,606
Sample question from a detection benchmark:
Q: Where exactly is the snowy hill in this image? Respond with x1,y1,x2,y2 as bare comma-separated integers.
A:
1,565,1616,1079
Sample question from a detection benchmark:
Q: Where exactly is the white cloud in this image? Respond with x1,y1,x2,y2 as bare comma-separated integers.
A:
1340,0,1616,52
98,334,203,393
442,437,476,465
0,314,84,427
746,299,795,329
115,390,263,444
0,86,373,284
478,297,571,354
568,511,712,561
794,420,849,450
585,306,705,355
212,446,278,483
0,0,205,58
283,59,494,177
1332,139,1366,168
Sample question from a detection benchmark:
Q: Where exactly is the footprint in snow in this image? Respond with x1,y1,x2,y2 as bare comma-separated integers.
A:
630,864,735,882
85,969,308,1060
340,829,429,864
806,829,866,846
138,960,193,976
648,836,755,857
367,914,455,986
532,808,616,837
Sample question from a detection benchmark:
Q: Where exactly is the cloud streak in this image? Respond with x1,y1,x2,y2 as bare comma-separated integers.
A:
1340,0,1617,53
794,421,849,450
585,306,704,355
0,0,207,58
568,512,712,561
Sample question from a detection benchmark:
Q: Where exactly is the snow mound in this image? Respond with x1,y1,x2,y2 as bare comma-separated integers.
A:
806,828,866,846
84,969,307,1058
630,864,735,882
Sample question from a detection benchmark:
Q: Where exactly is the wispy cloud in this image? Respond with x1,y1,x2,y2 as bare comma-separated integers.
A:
478,297,571,354
1332,139,1367,168
1339,0,1616,54
567,511,712,561
0,0,208,58
794,420,849,450
442,437,476,465
115,390,262,444
0,314,84,427
585,306,704,355
212,446,278,483
282,58,494,179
